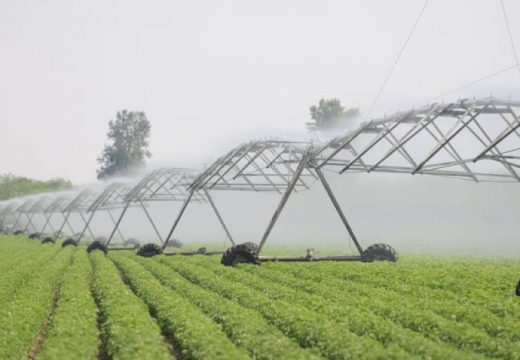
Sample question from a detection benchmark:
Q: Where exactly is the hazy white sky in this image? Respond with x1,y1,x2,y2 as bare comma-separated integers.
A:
1,0,519,183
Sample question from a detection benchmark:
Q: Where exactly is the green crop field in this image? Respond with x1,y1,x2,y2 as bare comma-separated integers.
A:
1,235,519,360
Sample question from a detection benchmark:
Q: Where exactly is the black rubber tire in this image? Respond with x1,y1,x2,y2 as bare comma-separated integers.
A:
221,242,260,266
28,232,40,239
361,243,399,262
197,247,207,254
165,239,183,248
516,279,520,297
87,240,107,254
13,230,24,235
62,238,78,248
41,237,55,244
137,243,163,257
124,238,140,247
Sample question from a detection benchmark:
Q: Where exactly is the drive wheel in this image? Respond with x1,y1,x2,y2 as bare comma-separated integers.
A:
221,242,259,266
361,243,398,262
62,238,78,247
41,237,55,244
87,240,107,254
137,243,163,257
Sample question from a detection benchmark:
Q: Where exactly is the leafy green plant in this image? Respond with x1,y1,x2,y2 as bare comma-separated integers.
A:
37,249,99,360
157,256,402,360
89,251,171,360
109,253,250,360
0,247,73,359
133,254,321,360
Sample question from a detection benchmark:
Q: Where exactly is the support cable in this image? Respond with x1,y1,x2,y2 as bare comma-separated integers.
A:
364,0,430,120
500,0,520,76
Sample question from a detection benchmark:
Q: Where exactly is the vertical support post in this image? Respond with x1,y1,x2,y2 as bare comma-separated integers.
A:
12,212,23,232
79,212,96,240
162,189,195,250
23,212,36,233
314,167,363,255
54,211,72,241
39,212,53,235
106,202,130,246
139,201,164,245
77,211,96,243
257,152,309,254
107,209,126,244
203,190,235,245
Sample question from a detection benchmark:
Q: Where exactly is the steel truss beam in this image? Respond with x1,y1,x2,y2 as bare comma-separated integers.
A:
104,167,235,251
76,183,134,244
314,97,520,182
191,140,362,257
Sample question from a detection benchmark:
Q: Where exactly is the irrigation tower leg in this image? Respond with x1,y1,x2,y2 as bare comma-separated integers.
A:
79,212,96,240
39,212,53,235
54,211,72,241
204,190,235,245
139,201,164,245
106,208,127,245
315,168,363,254
64,216,76,235
257,153,309,254
23,213,36,233
162,190,195,250
106,202,130,247
77,211,96,243
12,212,23,232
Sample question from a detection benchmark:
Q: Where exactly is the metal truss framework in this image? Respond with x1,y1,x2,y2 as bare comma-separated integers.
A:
106,167,235,251
53,189,99,242
77,183,134,244
0,201,20,230
23,196,52,233
39,195,72,236
188,140,351,259
189,98,520,260
11,199,37,232
313,98,520,182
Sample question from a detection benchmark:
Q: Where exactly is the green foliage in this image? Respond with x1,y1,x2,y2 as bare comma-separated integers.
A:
0,238,61,304
0,237,519,360
0,244,73,359
109,253,250,360
89,251,171,360
97,110,152,179
158,256,400,359
0,174,72,201
37,249,99,360
134,254,321,360
307,98,360,132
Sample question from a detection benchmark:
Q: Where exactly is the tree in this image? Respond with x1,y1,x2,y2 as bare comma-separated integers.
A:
0,174,72,200
306,98,360,132
96,110,152,179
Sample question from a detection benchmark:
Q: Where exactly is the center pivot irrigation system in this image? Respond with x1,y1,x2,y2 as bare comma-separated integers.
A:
1,97,519,266
92,167,236,257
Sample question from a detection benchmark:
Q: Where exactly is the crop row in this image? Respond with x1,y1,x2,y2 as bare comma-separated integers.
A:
0,241,61,304
174,256,481,360
108,252,250,360
303,261,520,341
251,261,520,359
37,248,99,360
0,247,73,359
266,261,520,342
156,256,408,360
131,253,321,360
89,251,172,360
307,259,520,317
0,237,56,274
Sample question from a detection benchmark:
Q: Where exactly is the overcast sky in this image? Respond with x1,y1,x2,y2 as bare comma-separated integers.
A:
1,0,519,183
